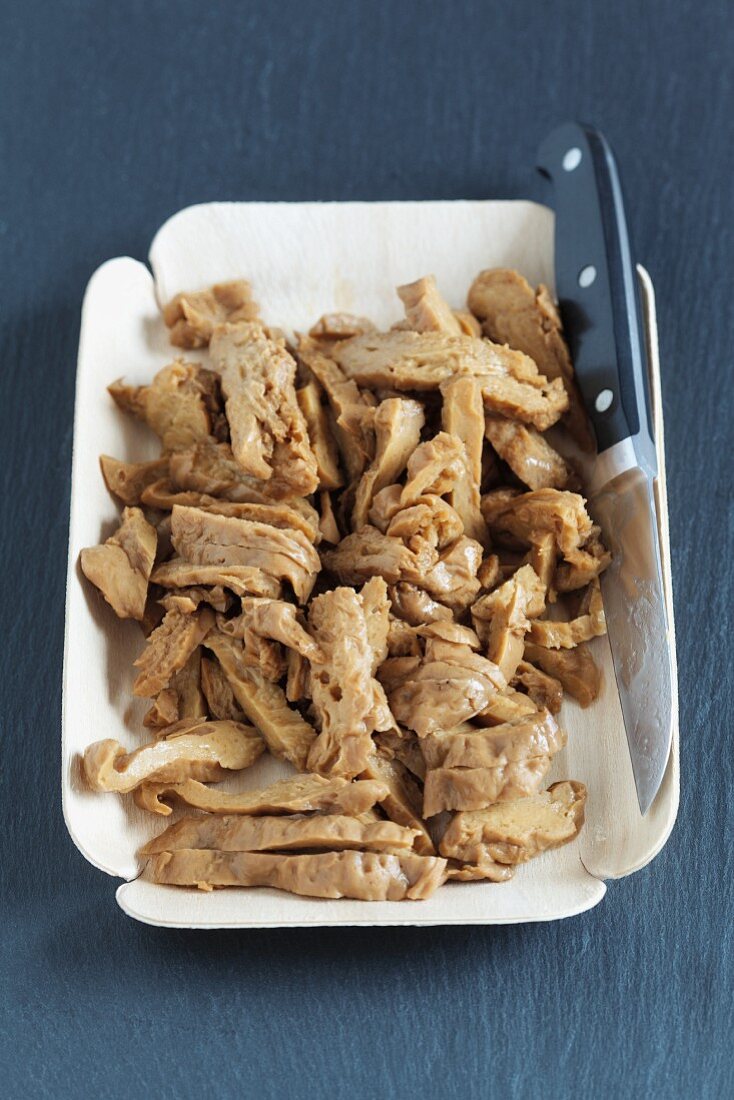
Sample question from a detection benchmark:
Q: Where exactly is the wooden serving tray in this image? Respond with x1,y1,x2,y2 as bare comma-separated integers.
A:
62,200,679,927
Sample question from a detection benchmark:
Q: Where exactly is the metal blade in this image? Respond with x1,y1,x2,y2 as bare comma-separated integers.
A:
591,465,673,814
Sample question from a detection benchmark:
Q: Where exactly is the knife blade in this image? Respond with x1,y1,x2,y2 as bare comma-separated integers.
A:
536,122,673,815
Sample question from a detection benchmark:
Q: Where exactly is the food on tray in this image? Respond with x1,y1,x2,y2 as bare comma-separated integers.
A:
79,268,609,901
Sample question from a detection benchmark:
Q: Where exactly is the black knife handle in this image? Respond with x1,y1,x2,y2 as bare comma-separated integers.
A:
536,123,656,470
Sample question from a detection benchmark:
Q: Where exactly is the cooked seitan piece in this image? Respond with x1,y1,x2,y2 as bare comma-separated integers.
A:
144,648,207,728
286,648,310,702
374,728,427,782
421,709,565,770
134,773,390,817
360,575,391,670
297,337,375,482
83,718,264,793
168,440,299,503
527,532,558,601
322,526,437,586
133,607,215,697
400,432,466,505
163,280,260,348
170,505,320,603
439,780,587,864
485,417,571,491
152,558,282,599
352,398,425,530
309,313,377,341
296,380,343,490
150,849,447,900
99,455,169,506
452,310,482,337
209,322,318,495
528,578,606,649
416,621,481,648
158,586,232,614
477,553,501,589
80,507,157,621
206,631,316,770
475,689,538,726
420,535,484,610
467,269,592,449
481,487,522,525
440,376,489,544
142,813,419,855
361,754,435,855
423,755,551,817
142,481,321,542
513,661,564,715
306,586,392,779
471,564,545,680
222,598,323,663
483,488,594,557
388,497,464,555
555,536,612,592
523,641,601,707
445,859,515,883
109,362,225,452
318,491,341,544
143,689,179,730
386,618,422,658
388,583,452,626
383,642,506,737
200,655,245,721
397,274,462,334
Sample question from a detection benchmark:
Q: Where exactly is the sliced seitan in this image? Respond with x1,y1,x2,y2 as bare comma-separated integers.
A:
397,274,462,334
388,582,452,626
513,661,564,715
523,641,602,707
142,481,320,542
133,607,214,697
152,558,282,599
322,526,437,586
296,380,343,490
352,397,425,530
80,506,157,621
168,439,297,503
423,755,551,817
528,578,606,649
483,488,594,557
109,362,225,452
421,709,565,770
440,376,489,543
361,754,435,855
485,417,571,491
200,655,246,721
163,280,260,348
99,455,169,506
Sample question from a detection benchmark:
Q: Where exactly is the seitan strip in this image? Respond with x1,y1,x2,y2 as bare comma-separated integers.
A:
439,780,587,864
513,661,564,715
352,397,425,530
207,631,316,770
388,583,452,626
555,537,612,592
99,455,169,506
141,813,419,855
152,559,282,599
168,440,299,503
80,507,157,621
523,641,602,707
384,646,506,737
158,586,232,615
133,607,215,697
142,481,320,541
397,274,462,334
83,719,264,793
150,849,447,900
445,859,515,883
423,755,551,817
200,655,245,721
134,773,390,818
109,362,224,452
296,380,343,490
421,709,565,770
163,280,259,348
309,313,377,341
322,526,437,587
361,754,435,855
441,376,489,543
170,505,320,603
485,417,571,491
483,488,594,556
528,579,606,649
210,321,318,494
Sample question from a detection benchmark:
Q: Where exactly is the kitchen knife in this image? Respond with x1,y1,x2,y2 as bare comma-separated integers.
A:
536,122,673,815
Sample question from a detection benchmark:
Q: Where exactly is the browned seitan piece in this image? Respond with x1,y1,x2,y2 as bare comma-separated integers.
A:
475,690,538,726
332,330,568,430
528,578,606,649
144,648,207,728
318,491,341,544
423,755,551,817
467,269,592,448
150,849,447,900
322,526,437,587
397,274,462,334
485,417,571,491
306,586,392,779
163,280,260,348
445,859,515,883
296,380,343,490
168,440,302,503
83,718,264,793
152,559,282,599
555,535,612,592
134,773,390,818
141,813,419,855
383,640,506,737
222,598,323,662
133,607,215,697
99,455,169,506
523,641,602,707
471,564,546,681
206,631,316,770
309,313,377,341
200,655,245,721
513,661,564,715
158,586,232,614
483,488,594,557
388,583,452,626
420,535,484,610
477,553,501,589
209,322,318,495
109,362,225,452
297,337,375,483
439,780,587,864
380,491,464,552
440,376,489,543
400,432,467,505
359,575,391,670
374,728,427,782
80,507,157,621
421,709,565,770
170,505,320,603
352,397,425,530
361,754,435,855
142,481,321,542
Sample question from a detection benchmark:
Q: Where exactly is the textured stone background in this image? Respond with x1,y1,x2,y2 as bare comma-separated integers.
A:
1,2,732,1096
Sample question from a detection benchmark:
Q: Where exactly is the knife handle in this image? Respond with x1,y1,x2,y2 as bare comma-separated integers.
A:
536,123,657,474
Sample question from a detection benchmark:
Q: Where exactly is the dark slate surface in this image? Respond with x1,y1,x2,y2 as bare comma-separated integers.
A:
1,1,732,1096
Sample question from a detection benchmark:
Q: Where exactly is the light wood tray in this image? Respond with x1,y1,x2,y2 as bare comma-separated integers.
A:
62,200,679,927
